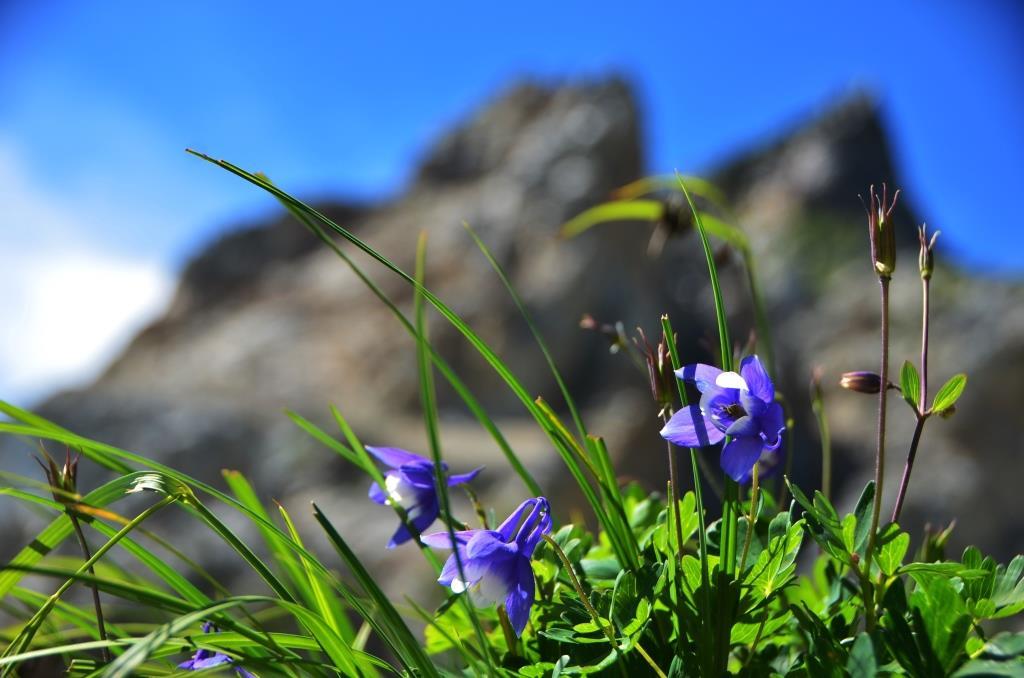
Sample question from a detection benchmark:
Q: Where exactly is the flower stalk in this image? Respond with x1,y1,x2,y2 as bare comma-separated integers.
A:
37,448,110,663
891,225,939,523
861,183,899,630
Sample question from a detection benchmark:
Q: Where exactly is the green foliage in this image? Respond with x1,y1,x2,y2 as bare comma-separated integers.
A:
932,374,968,414
901,360,921,410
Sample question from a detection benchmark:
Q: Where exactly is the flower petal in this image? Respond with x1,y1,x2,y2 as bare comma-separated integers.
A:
397,462,439,488
720,436,764,483
715,371,749,391
447,467,483,486
505,556,536,636
758,402,786,447
191,654,233,669
660,405,725,448
676,363,723,392
466,530,513,560
386,503,439,548
739,355,774,402
496,498,541,542
385,507,436,548
739,390,767,418
437,550,475,589
421,529,477,549
368,470,399,505
725,415,760,438
518,499,552,557
365,446,425,469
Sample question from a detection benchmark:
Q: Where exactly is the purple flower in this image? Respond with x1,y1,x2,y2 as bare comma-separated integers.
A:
367,446,482,548
660,355,785,483
179,622,255,677
422,497,552,636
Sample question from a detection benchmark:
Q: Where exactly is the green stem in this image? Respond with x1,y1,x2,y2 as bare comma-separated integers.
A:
810,375,832,502
497,605,519,658
68,513,111,663
863,276,891,630
892,275,931,523
738,465,760,573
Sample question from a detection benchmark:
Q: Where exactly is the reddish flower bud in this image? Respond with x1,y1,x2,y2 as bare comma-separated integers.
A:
840,371,883,394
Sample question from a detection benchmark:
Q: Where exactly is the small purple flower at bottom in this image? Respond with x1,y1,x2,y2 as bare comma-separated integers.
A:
422,497,552,636
179,622,255,677
660,355,785,484
367,446,482,548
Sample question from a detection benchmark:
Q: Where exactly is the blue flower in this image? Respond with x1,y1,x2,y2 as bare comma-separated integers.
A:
367,446,482,548
660,355,785,483
179,622,255,677
422,497,552,636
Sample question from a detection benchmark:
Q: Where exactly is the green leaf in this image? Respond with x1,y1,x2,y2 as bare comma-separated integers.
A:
846,632,878,678
901,361,921,409
852,481,876,556
932,373,967,413
559,199,664,238
877,528,910,576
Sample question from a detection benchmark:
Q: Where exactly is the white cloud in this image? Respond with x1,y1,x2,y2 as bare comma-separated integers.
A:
0,140,174,405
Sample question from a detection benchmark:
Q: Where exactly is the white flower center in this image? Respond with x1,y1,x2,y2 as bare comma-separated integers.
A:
384,475,417,509
715,371,749,391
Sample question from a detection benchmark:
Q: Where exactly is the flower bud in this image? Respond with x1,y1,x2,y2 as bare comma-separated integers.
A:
634,327,675,414
864,184,900,279
918,224,939,280
840,371,882,394
37,448,79,506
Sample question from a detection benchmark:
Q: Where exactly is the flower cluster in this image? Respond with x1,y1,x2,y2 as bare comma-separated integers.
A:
366,446,481,548
660,355,784,483
366,443,550,637
423,497,552,636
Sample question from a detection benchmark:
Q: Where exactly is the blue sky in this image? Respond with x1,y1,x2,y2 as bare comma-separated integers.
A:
1,1,1022,403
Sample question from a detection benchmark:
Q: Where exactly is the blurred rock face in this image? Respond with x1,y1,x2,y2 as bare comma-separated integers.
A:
3,78,1021,587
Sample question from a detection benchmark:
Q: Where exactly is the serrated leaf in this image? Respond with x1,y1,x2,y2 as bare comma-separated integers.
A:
901,361,921,409
932,374,967,413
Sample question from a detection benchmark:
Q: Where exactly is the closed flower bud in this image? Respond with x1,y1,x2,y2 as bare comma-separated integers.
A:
918,224,939,280
37,448,79,506
634,327,675,414
840,371,882,394
864,184,900,279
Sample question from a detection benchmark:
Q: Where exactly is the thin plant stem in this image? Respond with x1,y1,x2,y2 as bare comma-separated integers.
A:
660,316,712,608
863,276,891,631
663,415,686,653
810,371,832,502
892,275,931,523
891,417,925,523
497,605,519,658
742,608,771,669
68,513,111,663
542,535,666,678
738,464,760,573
